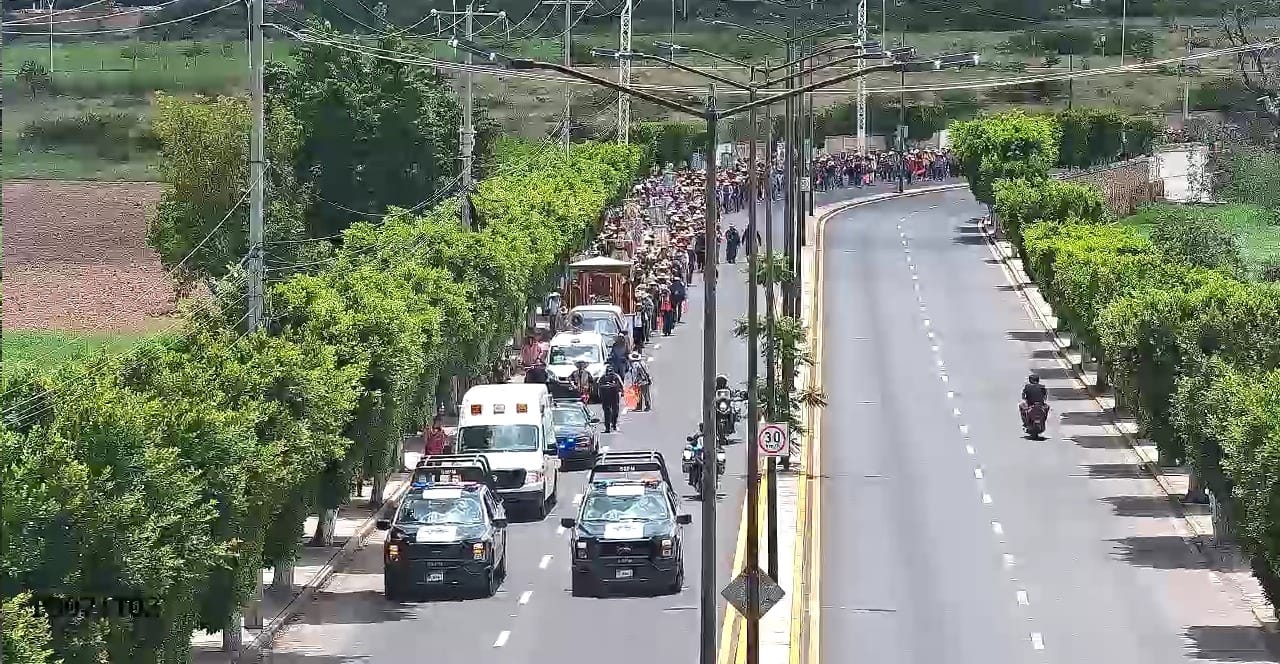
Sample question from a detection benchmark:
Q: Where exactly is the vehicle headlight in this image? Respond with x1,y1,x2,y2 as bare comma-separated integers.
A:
575,541,588,559
473,542,487,560
387,544,401,561
660,538,674,557
527,470,543,484
682,450,694,461
716,400,730,414
716,450,726,463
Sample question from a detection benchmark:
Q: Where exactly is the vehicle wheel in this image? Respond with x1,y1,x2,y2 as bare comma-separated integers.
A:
479,569,499,598
497,553,508,580
668,567,684,594
532,497,548,520
571,574,595,598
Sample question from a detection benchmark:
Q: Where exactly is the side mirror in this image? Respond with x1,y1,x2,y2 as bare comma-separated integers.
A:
560,517,577,529
676,514,693,525
493,518,509,529
375,518,392,531
591,417,601,424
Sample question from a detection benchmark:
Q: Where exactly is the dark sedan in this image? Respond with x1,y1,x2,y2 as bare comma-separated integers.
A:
552,401,600,467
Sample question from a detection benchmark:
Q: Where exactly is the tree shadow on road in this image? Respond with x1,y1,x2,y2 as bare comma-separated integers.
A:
952,234,988,246
1007,330,1052,342
1059,410,1112,426
1183,625,1280,662
1109,535,1210,569
1081,463,1146,479
1102,494,1178,518
1070,434,1124,449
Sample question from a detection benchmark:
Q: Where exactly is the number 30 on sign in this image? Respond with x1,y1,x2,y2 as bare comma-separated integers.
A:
757,423,789,457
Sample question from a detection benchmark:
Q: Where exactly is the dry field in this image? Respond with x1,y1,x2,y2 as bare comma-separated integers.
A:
2,180,177,333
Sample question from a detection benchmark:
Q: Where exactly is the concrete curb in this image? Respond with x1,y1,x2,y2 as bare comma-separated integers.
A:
974,216,1280,635
238,477,416,662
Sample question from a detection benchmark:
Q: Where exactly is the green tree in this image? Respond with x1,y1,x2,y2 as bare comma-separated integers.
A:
2,593,59,664
949,111,1062,207
16,60,51,99
275,21,492,239
146,93,307,296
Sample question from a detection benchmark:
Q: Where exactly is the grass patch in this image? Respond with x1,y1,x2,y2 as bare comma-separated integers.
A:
2,96,158,180
2,330,154,373
1122,202,1280,278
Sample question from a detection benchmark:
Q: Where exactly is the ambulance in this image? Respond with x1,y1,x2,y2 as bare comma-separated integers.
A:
456,383,561,519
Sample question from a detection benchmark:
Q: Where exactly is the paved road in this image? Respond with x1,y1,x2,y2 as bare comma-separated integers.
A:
818,189,1280,664
261,180,899,662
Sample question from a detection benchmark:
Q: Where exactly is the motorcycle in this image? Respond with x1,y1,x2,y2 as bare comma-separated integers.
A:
682,437,726,498
714,389,744,443
1021,401,1050,438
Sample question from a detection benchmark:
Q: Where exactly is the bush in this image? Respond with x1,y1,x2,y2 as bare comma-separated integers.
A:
631,121,707,170
1150,213,1247,276
18,112,152,161
993,177,1108,248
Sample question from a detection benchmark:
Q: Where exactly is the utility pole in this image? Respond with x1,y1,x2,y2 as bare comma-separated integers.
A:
1182,25,1194,122
744,66,762,664
700,84,720,664
47,0,55,74
543,0,591,154
856,0,868,154
1119,0,1127,67
896,67,905,193
462,3,476,227
618,0,633,142
238,0,267,648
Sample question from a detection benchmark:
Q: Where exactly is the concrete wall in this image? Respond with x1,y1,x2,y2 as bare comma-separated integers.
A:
1152,143,1212,203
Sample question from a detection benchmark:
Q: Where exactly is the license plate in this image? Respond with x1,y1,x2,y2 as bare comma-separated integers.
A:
615,569,633,579
427,572,444,583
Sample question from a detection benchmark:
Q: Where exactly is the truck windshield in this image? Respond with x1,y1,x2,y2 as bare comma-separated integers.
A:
457,424,540,452
578,314,620,336
398,494,485,525
582,492,671,522
549,344,602,366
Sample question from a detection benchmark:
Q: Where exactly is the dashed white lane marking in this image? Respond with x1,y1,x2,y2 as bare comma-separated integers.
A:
912,274,918,280
494,631,511,647
959,424,969,436
932,345,941,354
965,445,976,455
982,493,993,505
1003,553,1016,568
974,468,984,479
940,374,949,383
539,554,552,569
1016,590,1030,605
937,360,945,368
556,525,566,535
1030,633,1045,650
946,390,954,399
992,521,1004,536
923,318,931,326
927,331,935,339
519,590,533,605
952,407,962,417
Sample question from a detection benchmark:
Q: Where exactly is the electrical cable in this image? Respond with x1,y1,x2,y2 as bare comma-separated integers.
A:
3,0,240,35
3,0,109,25
2,0,183,28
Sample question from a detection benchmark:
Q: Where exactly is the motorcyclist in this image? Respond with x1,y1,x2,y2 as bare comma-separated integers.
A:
1020,373,1048,427
524,358,549,386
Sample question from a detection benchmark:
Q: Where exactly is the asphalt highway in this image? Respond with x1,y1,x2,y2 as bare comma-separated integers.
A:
262,184,872,662
818,189,1280,664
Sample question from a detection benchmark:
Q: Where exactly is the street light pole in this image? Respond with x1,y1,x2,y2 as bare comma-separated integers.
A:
744,67,763,664
700,84,720,664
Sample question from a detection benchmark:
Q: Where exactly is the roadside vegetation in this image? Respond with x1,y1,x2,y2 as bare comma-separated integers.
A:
953,109,1280,613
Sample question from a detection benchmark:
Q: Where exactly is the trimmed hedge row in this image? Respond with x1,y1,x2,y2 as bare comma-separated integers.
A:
960,110,1280,611
0,141,644,664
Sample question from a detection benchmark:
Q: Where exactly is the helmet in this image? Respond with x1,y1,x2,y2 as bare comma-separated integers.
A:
715,374,729,390
1027,374,1040,384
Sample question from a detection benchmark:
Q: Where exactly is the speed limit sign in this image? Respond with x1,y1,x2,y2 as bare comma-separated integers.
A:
758,423,789,457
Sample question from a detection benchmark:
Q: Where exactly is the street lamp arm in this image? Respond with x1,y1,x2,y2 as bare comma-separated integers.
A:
763,48,888,82
627,51,754,90
701,16,786,44
659,42,757,70
720,62,898,118
511,59,706,117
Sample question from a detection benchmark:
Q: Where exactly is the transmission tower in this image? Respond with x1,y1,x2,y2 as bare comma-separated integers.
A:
618,0,633,142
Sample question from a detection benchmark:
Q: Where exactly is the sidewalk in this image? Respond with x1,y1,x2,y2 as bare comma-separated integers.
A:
980,219,1279,634
190,424,456,663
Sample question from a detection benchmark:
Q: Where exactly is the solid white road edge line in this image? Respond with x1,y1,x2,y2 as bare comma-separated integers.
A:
519,591,532,605
1030,633,1045,650
1016,590,1030,606
539,554,552,569
494,631,511,647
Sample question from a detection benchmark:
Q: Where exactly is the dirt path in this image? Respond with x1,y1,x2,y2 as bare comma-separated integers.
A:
2,180,178,333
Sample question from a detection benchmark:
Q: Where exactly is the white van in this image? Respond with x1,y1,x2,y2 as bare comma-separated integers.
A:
546,331,608,400
457,383,560,519
570,304,628,341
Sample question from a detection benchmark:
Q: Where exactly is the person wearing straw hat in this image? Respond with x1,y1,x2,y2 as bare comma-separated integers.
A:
628,351,652,412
